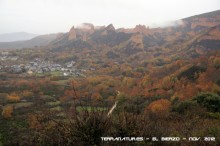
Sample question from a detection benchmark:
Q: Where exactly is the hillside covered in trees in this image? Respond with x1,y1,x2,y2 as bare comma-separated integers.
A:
0,10,220,146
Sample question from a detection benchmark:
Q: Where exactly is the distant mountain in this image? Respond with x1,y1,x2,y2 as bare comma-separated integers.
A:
1,10,220,51
0,32,38,42
46,10,220,68
0,33,59,49
50,10,220,50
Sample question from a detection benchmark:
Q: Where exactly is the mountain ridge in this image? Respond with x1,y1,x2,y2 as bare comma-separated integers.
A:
0,32,38,42
0,10,220,50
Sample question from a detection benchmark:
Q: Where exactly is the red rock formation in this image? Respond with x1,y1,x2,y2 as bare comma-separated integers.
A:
105,24,115,31
68,26,76,40
133,24,150,35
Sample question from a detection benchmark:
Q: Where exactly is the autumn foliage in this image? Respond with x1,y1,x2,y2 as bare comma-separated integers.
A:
147,99,171,114
7,93,20,102
2,105,13,118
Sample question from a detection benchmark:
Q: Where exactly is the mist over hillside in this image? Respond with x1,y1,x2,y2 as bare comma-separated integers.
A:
0,32,38,42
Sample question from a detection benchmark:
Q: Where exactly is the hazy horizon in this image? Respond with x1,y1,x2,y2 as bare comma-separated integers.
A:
0,0,219,34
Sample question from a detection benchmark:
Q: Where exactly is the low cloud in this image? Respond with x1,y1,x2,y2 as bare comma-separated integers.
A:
149,20,185,28
76,23,94,30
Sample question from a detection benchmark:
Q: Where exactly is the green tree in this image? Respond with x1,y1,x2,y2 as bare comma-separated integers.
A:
0,133,3,146
194,92,220,112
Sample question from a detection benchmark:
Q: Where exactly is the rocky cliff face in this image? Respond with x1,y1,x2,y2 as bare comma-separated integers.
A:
105,24,115,31
50,10,220,55
68,26,76,40
75,23,95,41
133,25,150,35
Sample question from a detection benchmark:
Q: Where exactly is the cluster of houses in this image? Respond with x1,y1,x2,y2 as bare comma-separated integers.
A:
0,52,85,77
0,51,18,61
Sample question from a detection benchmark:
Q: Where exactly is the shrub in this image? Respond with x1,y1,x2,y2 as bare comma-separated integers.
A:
172,100,197,114
194,92,220,112
2,105,13,118
147,99,171,117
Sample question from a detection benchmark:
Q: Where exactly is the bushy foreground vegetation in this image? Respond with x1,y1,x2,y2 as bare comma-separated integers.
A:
0,80,220,146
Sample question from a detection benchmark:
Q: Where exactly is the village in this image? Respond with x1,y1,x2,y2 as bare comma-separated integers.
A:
0,51,86,77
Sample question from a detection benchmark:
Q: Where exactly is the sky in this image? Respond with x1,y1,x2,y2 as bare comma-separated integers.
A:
0,0,219,34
